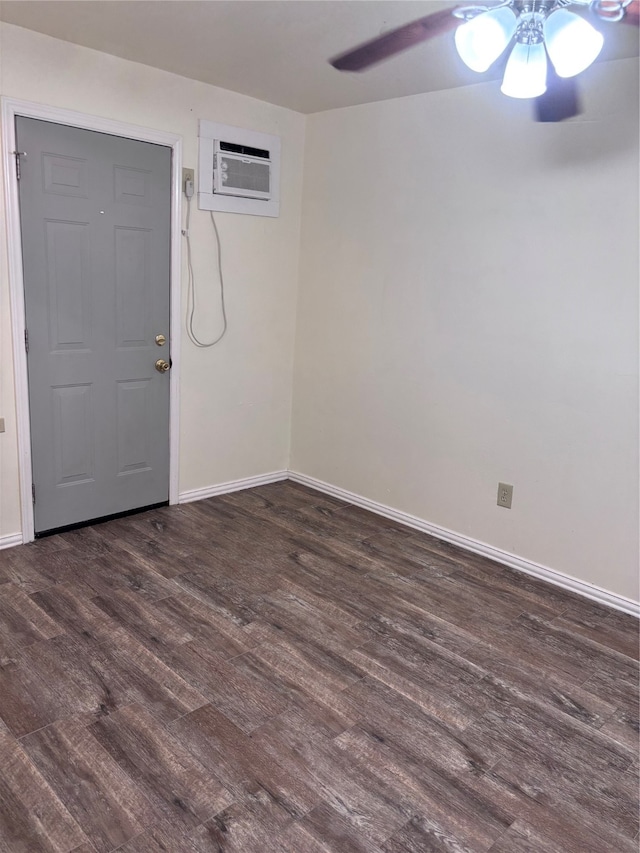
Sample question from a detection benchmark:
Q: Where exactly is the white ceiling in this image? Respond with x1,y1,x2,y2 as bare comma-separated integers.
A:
0,0,638,114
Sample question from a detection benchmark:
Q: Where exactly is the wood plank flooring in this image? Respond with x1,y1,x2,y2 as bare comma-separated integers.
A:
0,481,637,852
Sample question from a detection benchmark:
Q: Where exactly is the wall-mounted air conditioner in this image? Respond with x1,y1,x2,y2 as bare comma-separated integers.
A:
198,121,280,217
213,141,271,201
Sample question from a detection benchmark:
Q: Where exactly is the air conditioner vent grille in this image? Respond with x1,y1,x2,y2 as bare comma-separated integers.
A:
214,152,271,200
221,156,269,194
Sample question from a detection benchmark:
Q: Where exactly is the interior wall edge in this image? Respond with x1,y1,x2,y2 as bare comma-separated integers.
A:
288,470,640,618
178,470,289,504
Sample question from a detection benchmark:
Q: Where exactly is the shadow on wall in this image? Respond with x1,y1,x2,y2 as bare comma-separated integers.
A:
541,62,639,167
480,58,638,168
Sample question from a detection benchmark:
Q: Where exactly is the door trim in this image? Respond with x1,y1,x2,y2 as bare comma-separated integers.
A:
2,97,182,543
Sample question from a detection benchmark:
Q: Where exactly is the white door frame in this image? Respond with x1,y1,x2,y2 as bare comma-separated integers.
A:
2,97,182,543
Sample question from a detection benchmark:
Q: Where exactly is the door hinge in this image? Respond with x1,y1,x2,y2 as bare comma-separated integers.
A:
12,150,26,181
24,329,29,353
31,483,36,504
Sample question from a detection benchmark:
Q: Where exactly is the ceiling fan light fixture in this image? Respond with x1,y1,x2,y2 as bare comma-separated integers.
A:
454,6,518,72
331,0,639,121
543,8,605,77
501,41,548,98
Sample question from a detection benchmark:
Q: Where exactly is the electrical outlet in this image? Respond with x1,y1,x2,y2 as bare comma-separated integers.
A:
182,167,194,192
497,482,513,509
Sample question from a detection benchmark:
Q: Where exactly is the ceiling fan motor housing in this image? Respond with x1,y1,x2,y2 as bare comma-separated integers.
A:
515,11,546,43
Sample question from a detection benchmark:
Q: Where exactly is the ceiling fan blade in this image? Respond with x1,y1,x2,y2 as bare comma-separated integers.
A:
534,71,581,122
623,0,640,25
330,8,461,72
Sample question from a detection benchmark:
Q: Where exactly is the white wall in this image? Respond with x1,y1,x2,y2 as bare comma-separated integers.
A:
0,23,305,539
292,58,639,602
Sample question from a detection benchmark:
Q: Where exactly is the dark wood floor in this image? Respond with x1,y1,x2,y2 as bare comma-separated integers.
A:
0,481,637,852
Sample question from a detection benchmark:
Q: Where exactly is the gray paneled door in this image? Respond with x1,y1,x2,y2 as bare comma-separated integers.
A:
17,117,172,534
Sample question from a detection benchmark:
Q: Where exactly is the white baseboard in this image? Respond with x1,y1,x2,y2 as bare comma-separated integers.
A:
0,533,23,550
288,471,640,619
178,470,289,505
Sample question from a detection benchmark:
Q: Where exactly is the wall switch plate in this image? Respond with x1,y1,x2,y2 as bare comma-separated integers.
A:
497,482,513,509
182,167,194,189
0,418,4,433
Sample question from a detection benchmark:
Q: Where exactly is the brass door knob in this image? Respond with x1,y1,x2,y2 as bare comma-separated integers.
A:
155,359,170,373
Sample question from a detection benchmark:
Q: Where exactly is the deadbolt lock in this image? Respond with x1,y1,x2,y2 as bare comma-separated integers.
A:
155,359,170,373
155,334,167,346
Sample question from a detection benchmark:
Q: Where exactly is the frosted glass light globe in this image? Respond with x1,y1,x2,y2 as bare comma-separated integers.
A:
544,9,604,77
501,42,548,99
455,7,518,73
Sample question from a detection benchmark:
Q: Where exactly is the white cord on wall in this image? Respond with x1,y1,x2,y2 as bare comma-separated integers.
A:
183,193,228,348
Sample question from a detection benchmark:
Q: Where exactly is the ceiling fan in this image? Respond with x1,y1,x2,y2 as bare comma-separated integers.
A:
330,0,640,121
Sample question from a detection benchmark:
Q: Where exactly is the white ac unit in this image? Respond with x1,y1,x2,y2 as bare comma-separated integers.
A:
213,141,271,201
198,120,280,217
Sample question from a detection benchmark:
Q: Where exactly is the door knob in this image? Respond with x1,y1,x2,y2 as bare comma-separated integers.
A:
155,359,170,373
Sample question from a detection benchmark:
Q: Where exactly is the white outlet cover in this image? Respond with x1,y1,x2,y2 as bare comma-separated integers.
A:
497,482,513,509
